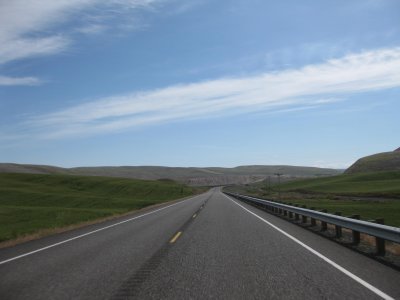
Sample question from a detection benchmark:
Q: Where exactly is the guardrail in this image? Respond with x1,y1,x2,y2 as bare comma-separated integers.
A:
224,192,400,256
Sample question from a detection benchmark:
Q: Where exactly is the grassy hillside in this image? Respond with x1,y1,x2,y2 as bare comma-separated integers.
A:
0,163,342,186
0,173,197,243
346,150,400,174
0,163,67,175
209,165,342,176
225,171,400,226
278,171,400,197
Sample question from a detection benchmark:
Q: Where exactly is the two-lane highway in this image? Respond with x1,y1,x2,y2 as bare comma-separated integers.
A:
1,188,399,299
0,190,210,299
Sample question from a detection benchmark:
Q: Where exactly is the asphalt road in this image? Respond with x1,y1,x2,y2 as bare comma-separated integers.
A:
1,188,399,299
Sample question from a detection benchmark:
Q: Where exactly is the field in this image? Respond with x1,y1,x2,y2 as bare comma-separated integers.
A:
277,171,400,196
0,173,199,243
225,171,400,227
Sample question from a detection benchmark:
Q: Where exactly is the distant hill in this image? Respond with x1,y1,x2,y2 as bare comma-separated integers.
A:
346,148,400,174
0,163,67,175
0,163,341,186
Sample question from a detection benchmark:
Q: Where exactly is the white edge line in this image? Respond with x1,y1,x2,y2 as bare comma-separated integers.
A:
223,193,395,300
0,194,203,266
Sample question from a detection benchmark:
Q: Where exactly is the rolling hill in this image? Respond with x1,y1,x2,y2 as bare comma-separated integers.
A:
346,148,400,174
277,171,400,197
0,163,341,186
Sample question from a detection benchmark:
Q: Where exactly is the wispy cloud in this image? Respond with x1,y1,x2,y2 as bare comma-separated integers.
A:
0,36,70,65
0,0,161,84
0,0,160,64
0,75,42,86
9,47,398,140
75,24,108,35
166,0,206,15
1,1,91,64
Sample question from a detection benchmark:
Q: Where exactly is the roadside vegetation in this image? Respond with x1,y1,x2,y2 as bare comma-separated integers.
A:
224,171,400,227
0,173,201,243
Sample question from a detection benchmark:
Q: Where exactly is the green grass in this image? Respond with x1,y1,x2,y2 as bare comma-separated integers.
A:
278,171,400,197
224,171,400,227
0,173,199,242
346,151,400,174
273,198,400,227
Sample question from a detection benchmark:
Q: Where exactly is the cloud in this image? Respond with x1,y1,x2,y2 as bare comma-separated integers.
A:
13,47,399,140
76,24,107,35
0,75,42,86
0,36,70,65
0,0,161,83
0,0,93,64
166,0,206,15
0,0,162,64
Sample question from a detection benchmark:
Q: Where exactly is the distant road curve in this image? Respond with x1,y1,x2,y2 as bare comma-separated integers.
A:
1,188,399,299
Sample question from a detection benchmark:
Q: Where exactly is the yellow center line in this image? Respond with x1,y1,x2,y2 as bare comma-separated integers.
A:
169,231,182,243
192,213,197,218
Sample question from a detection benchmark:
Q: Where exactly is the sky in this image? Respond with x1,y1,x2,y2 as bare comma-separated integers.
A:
0,0,399,169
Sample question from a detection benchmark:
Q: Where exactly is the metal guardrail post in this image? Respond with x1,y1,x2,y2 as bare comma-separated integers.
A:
374,218,385,256
301,205,307,223
351,214,361,244
294,204,300,221
310,207,316,226
320,209,328,231
335,212,342,238
288,203,293,218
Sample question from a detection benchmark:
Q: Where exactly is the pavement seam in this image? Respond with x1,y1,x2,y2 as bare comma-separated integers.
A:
111,196,211,299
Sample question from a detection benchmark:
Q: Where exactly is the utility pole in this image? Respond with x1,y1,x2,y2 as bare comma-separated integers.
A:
274,173,282,200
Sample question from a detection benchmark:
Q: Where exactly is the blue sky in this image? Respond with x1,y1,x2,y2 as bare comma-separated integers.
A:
1,0,399,168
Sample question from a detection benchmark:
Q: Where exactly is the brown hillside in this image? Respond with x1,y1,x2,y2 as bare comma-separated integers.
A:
0,163,341,186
